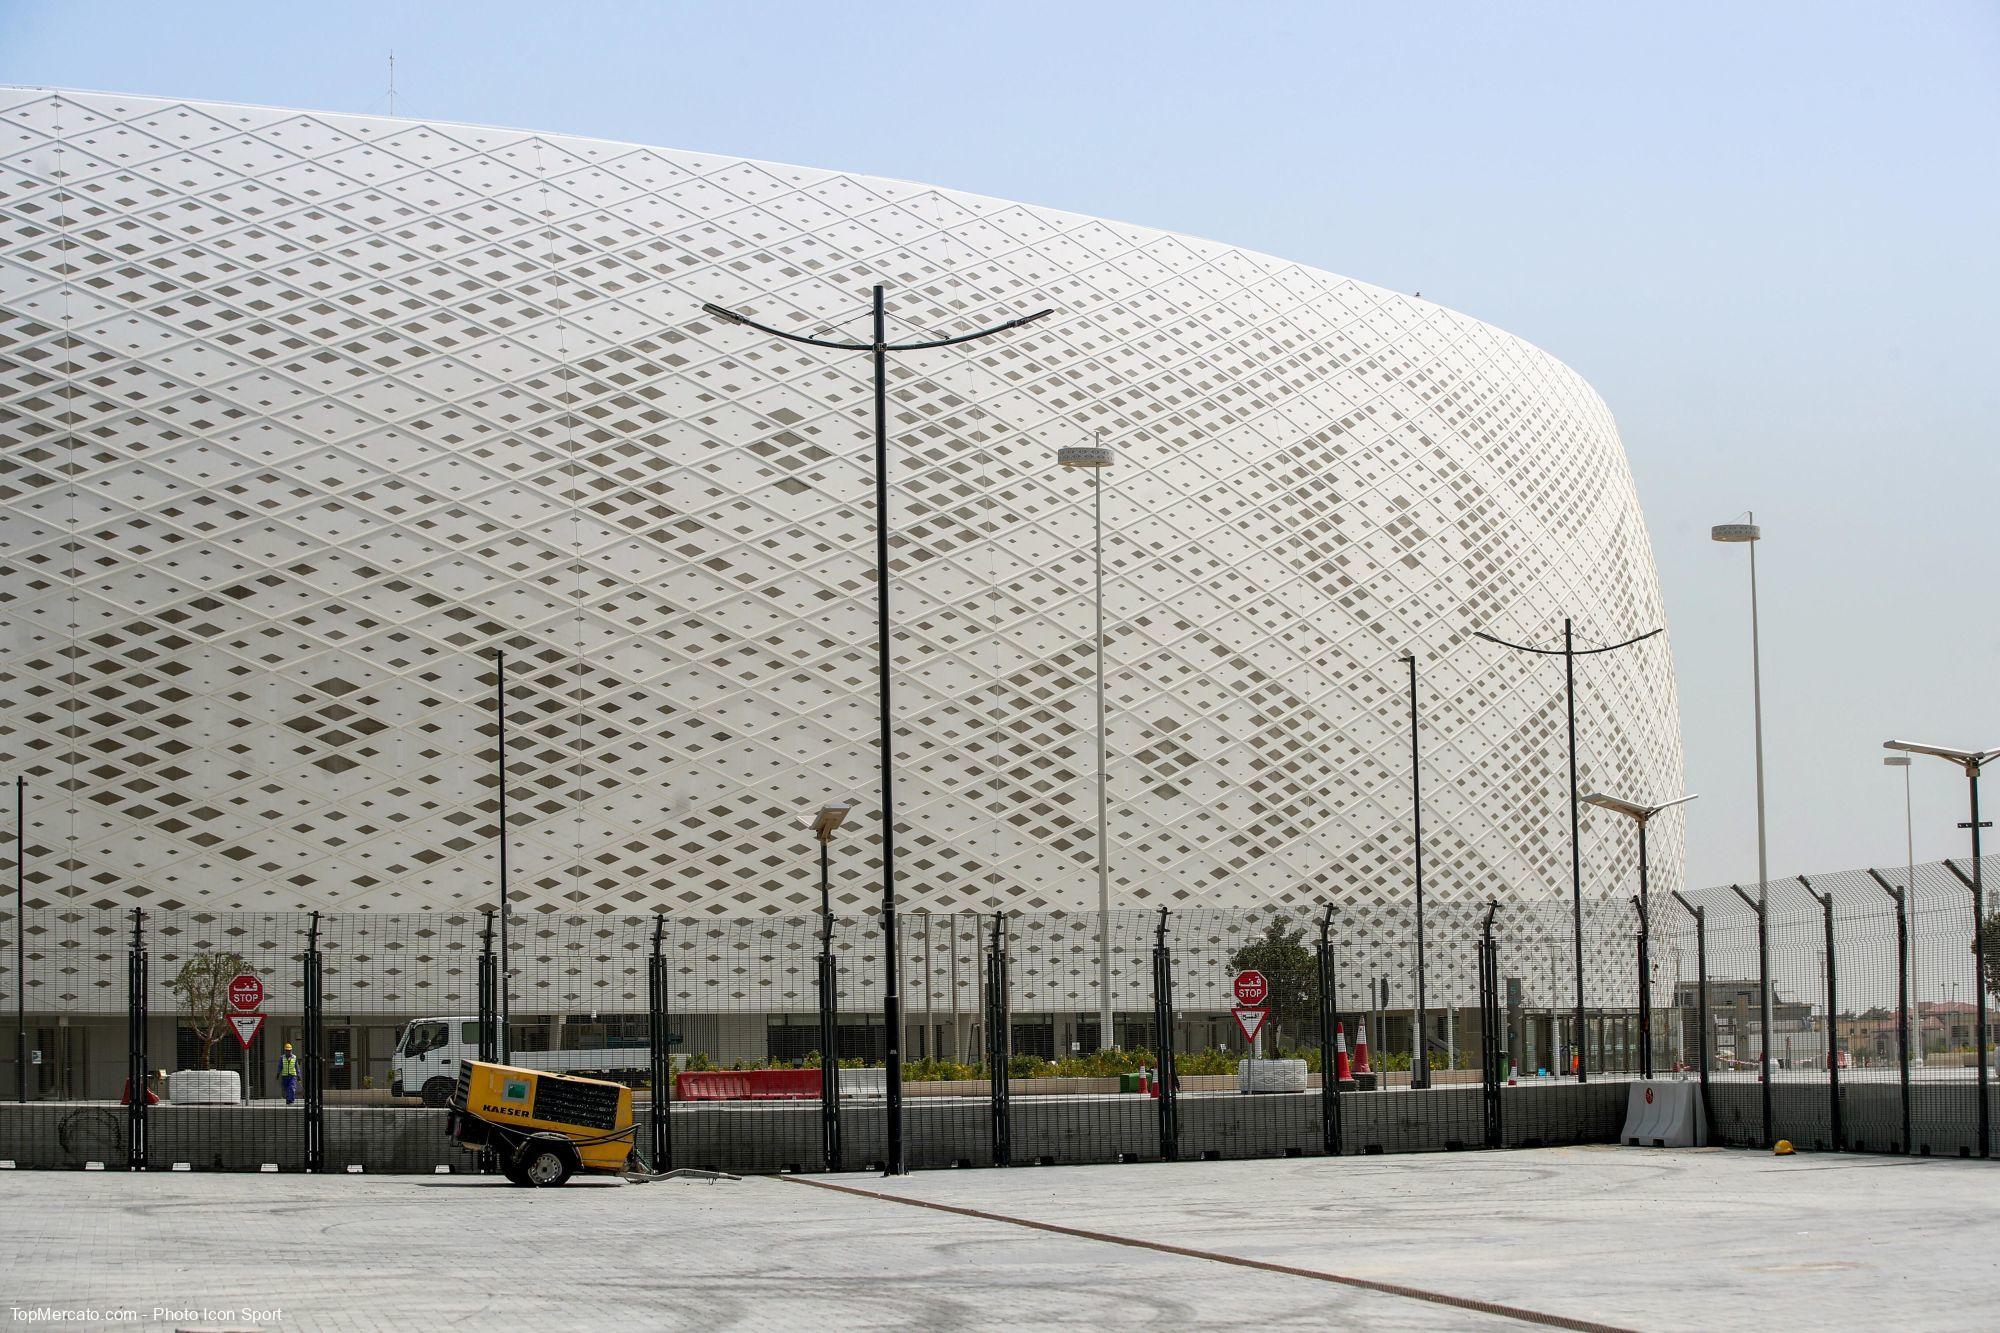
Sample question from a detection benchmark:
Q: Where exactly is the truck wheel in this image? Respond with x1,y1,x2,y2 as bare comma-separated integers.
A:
517,1142,575,1188
421,1077,455,1108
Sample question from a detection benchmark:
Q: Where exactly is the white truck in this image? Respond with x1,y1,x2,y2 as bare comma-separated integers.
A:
390,1016,654,1106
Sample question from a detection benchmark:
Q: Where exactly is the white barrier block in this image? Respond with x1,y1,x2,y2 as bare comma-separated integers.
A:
1237,1058,1309,1094
166,1069,242,1104
835,1066,888,1100
260,1163,278,1173
1621,1079,1705,1147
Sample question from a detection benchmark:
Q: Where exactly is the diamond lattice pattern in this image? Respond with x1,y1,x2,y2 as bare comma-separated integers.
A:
0,90,1683,948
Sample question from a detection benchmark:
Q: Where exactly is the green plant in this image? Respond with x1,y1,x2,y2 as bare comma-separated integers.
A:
1978,909,2000,1001
1172,1048,1240,1076
901,1057,980,1082
169,949,248,1070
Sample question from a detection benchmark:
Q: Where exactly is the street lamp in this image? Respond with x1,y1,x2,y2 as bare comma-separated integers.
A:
1057,431,1118,1053
1473,617,1664,1082
1884,755,1917,1071
806,800,854,1173
1711,516,1772,1092
1883,738,1998,1157
1580,791,1698,1077
704,286,1052,1177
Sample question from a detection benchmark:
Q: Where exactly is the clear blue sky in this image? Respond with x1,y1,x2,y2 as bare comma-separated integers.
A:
4,0,1995,890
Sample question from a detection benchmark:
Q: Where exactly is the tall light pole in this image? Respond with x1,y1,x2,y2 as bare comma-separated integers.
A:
703,286,1052,1176
1581,791,1698,1078
1058,431,1117,1052
1711,517,1771,1091
1884,755,1917,1070
1473,618,1664,1082
1404,653,1429,1089
1884,739,1997,1157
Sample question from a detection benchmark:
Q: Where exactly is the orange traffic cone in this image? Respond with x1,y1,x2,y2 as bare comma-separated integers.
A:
1334,1023,1355,1090
1145,1065,1160,1099
1354,1021,1378,1090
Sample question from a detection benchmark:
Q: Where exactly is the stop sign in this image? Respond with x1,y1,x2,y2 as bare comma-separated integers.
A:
227,973,263,1012
1233,970,1268,1006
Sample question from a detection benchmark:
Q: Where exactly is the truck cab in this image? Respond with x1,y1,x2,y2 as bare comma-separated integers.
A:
392,1017,482,1106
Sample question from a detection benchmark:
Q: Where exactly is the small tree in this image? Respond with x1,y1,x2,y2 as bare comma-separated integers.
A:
1978,910,2000,1003
171,950,248,1070
1227,919,1319,1052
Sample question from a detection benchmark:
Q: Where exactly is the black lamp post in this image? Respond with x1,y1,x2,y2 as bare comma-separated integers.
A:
1473,618,1662,1082
1580,790,1697,1077
703,287,1051,1175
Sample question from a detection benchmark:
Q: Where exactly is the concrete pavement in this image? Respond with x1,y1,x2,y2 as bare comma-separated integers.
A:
1,1147,1994,1330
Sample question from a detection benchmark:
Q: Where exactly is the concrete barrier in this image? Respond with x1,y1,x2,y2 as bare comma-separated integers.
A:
8,1077,1986,1175
1620,1080,1704,1147
1238,1059,1308,1094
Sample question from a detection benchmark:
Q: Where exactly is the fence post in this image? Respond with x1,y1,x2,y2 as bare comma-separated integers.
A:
1798,875,1842,1151
1671,892,1712,1139
476,910,497,1175
1729,884,1772,1148
1316,904,1340,1156
13,775,24,1104
477,910,497,1064
649,913,674,1174
813,901,838,1173
1632,894,1651,1079
303,911,324,1174
1152,907,1179,1161
126,908,147,1171
1866,869,1912,1154
984,912,1010,1167
1480,900,1502,1148
1943,858,1990,1159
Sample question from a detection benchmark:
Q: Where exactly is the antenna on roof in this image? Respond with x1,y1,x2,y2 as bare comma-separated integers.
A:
388,51,397,117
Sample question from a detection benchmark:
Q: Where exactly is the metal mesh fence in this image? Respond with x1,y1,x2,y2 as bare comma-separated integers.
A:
0,853,1992,1173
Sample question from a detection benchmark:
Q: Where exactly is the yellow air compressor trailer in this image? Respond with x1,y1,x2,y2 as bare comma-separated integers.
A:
446,1060,636,1186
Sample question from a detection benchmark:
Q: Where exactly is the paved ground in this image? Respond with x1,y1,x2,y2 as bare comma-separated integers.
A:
0,1147,1992,1330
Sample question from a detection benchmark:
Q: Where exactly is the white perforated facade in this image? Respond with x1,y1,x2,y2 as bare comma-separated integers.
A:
0,89,1683,936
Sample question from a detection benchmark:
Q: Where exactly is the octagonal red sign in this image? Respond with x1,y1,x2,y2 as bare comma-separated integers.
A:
228,973,263,1012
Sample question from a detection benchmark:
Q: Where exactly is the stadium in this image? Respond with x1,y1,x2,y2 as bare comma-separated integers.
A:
0,90,1681,1095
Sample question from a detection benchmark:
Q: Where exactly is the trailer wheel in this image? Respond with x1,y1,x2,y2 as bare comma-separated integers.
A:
420,1077,455,1108
517,1138,576,1188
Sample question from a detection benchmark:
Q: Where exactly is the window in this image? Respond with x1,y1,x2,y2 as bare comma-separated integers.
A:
459,1021,482,1049
402,1021,448,1056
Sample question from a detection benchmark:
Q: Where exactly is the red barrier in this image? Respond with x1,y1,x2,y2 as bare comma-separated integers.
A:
674,1068,822,1101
